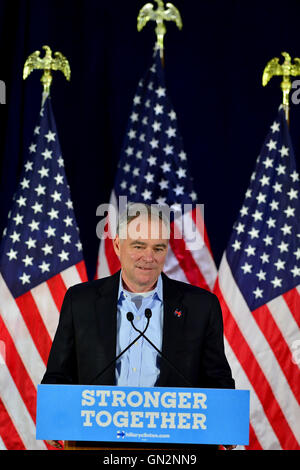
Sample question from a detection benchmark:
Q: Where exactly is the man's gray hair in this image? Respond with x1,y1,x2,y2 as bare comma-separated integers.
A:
117,202,170,239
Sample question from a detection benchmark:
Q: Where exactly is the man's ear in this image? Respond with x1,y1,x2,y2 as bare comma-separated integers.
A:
113,234,121,258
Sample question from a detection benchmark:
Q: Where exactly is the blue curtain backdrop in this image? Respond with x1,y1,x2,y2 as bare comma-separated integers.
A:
1,0,300,280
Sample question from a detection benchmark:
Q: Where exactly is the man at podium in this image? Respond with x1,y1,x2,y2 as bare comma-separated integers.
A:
42,203,235,449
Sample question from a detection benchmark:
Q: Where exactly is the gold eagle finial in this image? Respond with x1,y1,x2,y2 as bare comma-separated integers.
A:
23,45,71,96
262,52,300,121
137,0,182,58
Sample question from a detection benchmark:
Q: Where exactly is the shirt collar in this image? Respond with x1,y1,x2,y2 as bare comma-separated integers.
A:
117,271,163,303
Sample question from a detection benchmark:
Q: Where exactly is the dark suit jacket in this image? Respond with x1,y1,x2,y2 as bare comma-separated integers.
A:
42,271,234,389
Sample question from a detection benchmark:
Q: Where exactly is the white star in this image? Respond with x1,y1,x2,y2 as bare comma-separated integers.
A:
276,164,286,175
271,276,282,288
44,130,56,142
174,185,184,196
266,217,276,228
263,234,273,246
20,178,30,189
144,172,154,183
31,202,43,214
291,265,300,277
281,223,292,236
235,222,245,234
133,95,141,105
38,166,49,178
29,143,36,153
165,127,176,138
57,156,64,167
24,161,33,172
9,231,20,243
58,250,69,262
178,151,187,161
232,240,241,251
34,184,46,196
252,210,263,221
150,138,159,149
125,146,134,156
156,196,167,205
154,103,163,115
278,241,289,253
22,255,33,267
266,139,277,151
248,227,259,239
76,241,82,251
272,182,282,193
294,248,300,260
260,252,270,263
241,262,252,274
253,286,264,299
64,215,73,227
156,86,166,97
16,195,27,207
7,248,18,260
25,237,36,249
245,189,252,198
44,225,56,237
48,208,59,220
245,245,256,256
13,213,24,225
260,175,270,186
161,161,171,173
120,180,127,189
159,178,168,190
274,258,286,271
51,190,62,202
240,206,248,216
133,167,140,177
123,163,130,173
142,189,152,201
168,110,176,120
127,129,136,140
189,191,197,201
136,151,143,159
256,270,266,281
41,243,53,255
279,145,289,157
164,144,173,155
28,219,40,231
19,272,31,285
54,174,64,185
270,121,280,133
147,155,157,166
287,188,298,200
176,168,186,179
39,261,50,273
262,157,273,168
129,184,137,194
269,199,279,211
152,121,161,132
130,112,139,122
256,192,266,204
34,126,40,135
41,148,53,160
65,199,73,209
61,232,71,244
290,170,299,182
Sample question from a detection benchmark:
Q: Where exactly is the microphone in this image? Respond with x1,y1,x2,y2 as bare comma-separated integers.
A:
128,309,192,387
90,311,151,385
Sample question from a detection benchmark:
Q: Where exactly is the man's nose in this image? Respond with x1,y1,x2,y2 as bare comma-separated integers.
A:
142,248,155,262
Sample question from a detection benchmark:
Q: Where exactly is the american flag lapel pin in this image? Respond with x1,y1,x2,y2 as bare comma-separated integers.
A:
174,308,183,318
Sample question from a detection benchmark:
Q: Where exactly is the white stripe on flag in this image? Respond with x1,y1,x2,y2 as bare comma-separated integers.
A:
60,265,83,290
164,243,189,283
219,255,300,444
0,436,6,450
0,362,46,450
0,274,45,386
31,282,60,341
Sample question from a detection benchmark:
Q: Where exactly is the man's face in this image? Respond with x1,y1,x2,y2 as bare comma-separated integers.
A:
113,215,169,292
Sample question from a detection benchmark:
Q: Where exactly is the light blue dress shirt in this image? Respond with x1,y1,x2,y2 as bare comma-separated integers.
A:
115,272,164,387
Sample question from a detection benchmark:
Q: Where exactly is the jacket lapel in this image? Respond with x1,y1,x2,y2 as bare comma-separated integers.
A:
93,270,120,385
158,273,186,386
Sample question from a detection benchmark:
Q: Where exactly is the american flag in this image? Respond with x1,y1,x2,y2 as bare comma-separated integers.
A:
0,96,87,449
214,107,300,449
96,50,217,290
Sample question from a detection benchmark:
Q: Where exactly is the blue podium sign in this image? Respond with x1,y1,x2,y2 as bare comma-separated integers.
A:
36,385,249,445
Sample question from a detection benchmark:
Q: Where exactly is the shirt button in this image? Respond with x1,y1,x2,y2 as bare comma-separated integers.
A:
133,367,137,372
137,316,140,320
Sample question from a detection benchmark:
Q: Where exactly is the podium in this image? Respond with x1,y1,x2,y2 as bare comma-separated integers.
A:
36,384,249,449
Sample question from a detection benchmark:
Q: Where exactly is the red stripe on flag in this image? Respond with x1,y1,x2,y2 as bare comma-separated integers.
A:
15,292,52,365
283,287,300,329
169,223,210,291
76,260,88,282
104,223,121,274
0,399,26,450
252,303,300,405
0,315,37,423
47,274,67,312
214,280,300,449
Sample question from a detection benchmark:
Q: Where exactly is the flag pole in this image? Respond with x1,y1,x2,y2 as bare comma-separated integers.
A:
137,0,182,66
23,45,71,105
262,51,300,126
